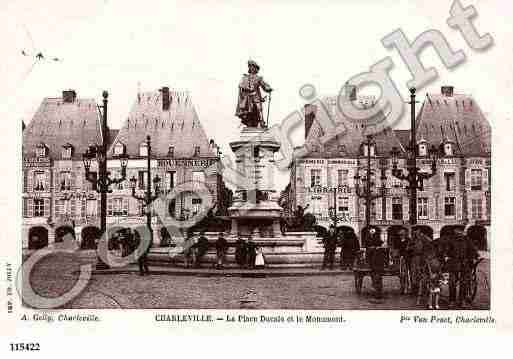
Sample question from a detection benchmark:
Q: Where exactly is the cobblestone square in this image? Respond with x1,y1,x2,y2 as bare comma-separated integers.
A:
25,251,490,310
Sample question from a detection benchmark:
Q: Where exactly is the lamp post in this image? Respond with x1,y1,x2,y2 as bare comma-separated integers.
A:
353,134,388,245
82,91,128,270
390,88,439,229
129,135,160,247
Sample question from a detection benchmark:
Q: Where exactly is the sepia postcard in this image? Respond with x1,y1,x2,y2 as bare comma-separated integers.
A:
1,0,513,355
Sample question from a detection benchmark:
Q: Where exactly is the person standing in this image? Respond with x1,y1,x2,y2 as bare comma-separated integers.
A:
246,236,257,269
322,225,338,270
407,229,429,295
137,229,152,276
235,236,247,268
215,232,229,269
195,232,209,268
183,234,197,269
366,229,385,299
340,231,359,269
446,227,479,308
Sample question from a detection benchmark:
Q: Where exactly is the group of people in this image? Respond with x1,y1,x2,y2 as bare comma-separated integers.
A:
321,225,361,270
388,226,479,308
181,233,266,270
234,236,265,269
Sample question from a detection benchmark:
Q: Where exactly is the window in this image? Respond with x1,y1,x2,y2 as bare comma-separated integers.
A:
418,143,427,156
33,171,46,191
114,143,125,155
56,199,71,217
392,197,403,220
310,169,321,187
253,146,260,159
194,146,201,156
168,146,175,158
62,145,72,159
192,171,205,184
418,197,428,219
444,197,456,217
470,169,482,190
338,197,349,219
362,144,376,157
88,171,97,191
337,170,348,187
310,196,323,216
107,198,129,216
59,171,73,190
138,171,148,189
86,200,97,216
36,144,47,157
444,143,453,156
166,171,175,190
370,201,377,219
139,142,148,157
34,199,45,217
471,198,483,219
192,198,202,216
444,172,455,191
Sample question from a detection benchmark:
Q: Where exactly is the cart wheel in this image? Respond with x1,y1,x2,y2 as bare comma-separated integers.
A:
354,273,363,294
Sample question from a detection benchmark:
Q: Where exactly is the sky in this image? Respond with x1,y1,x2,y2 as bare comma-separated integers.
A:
2,0,512,191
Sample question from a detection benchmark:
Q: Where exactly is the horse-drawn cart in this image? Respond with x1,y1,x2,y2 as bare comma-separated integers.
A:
353,247,409,295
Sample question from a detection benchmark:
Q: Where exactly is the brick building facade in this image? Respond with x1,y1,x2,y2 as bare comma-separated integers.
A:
286,87,491,249
22,88,222,249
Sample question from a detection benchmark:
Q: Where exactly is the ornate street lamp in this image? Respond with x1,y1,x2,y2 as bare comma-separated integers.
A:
389,88,439,228
130,135,160,246
82,91,129,270
354,134,388,246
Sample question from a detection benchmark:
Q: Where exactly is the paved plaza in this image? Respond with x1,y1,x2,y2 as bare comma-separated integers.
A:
24,251,490,310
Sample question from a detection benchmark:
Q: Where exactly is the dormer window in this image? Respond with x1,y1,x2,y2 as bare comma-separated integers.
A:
418,140,428,157
193,146,200,157
62,143,73,159
114,142,126,156
443,142,453,156
168,146,175,158
139,142,148,157
338,144,346,155
362,144,376,157
36,143,48,158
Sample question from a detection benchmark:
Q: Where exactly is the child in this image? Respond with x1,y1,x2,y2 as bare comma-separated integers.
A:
255,246,265,269
427,272,443,309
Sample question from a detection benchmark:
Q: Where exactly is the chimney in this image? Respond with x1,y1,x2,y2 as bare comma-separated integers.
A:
62,90,77,103
161,86,170,111
304,104,317,139
441,86,454,97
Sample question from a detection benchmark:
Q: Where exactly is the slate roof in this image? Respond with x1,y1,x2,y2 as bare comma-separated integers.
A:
303,89,491,158
416,92,491,156
22,95,102,160
109,89,216,158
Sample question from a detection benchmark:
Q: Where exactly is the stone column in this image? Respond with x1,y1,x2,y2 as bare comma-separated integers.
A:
231,219,238,236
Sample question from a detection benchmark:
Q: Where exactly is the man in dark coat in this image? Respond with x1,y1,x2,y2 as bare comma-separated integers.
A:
136,229,152,276
215,232,229,269
446,227,479,308
340,231,360,269
235,237,247,268
195,232,209,268
246,236,257,269
322,225,338,270
366,228,385,299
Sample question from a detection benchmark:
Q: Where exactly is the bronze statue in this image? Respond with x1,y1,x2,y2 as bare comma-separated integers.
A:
235,60,273,128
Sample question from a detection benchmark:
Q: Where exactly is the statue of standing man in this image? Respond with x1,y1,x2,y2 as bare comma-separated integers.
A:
235,60,273,128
